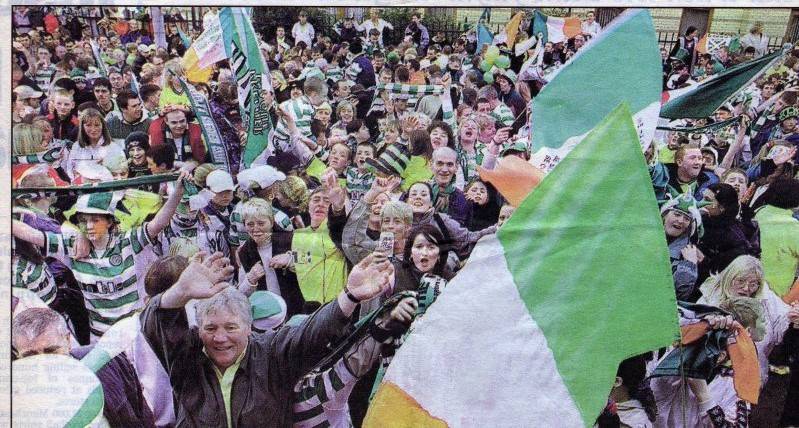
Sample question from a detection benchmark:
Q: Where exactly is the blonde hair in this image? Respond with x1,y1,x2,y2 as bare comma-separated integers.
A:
193,163,219,189
700,255,764,305
12,123,44,155
336,101,354,116
240,198,274,225
381,201,413,224
277,176,310,211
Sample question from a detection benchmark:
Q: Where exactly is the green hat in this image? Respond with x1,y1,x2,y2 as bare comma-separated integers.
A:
250,291,287,330
70,192,122,223
13,354,106,427
366,144,410,177
70,68,87,82
779,105,799,122
660,191,710,237
386,51,400,63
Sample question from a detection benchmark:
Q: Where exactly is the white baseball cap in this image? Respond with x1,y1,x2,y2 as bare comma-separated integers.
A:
206,170,236,193
236,165,286,191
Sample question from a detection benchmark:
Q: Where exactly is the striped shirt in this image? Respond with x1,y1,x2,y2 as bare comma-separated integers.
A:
12,254,57,306
326,66,344,84
491,103,515,128
45,225,154,339
292,358,357,427
346,167,375,205
33,64,56,92
272,98,315,155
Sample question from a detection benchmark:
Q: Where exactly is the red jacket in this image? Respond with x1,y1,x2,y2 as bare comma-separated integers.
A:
148,117,207,164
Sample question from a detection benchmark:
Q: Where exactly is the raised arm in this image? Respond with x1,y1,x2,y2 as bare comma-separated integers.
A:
145,173,187,241
270,253,395,386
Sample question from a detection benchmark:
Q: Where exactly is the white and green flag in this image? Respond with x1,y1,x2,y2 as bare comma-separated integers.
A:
220,7,274,168
530,9,662,173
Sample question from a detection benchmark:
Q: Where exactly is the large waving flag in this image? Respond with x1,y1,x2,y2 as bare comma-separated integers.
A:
530,9,662,173
220,7,274,168
531,9,582,44
364,104,679,427
660,47,786,119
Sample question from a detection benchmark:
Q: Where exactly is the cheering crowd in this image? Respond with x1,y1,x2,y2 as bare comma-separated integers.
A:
9,6,799,427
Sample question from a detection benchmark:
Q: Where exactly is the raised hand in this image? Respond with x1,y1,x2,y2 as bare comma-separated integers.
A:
346,253,395,301
160,251,234,308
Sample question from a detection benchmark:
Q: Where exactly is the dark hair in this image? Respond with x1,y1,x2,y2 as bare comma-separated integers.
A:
144,255,189,296
139,84,161,101
707,183,740,220
616,353,657,423
744,46,756,54
409,129,433,159
403,224,449,277
428,121,455,149
116,90,139,110
685,26,697,37
761,177,799,209
395,65,410,83
310,119,327,138
147,144,176,169
92,77,112,91
346,118,365,135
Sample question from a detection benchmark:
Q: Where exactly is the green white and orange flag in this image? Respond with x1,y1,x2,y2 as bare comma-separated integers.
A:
530,9,662,174
364,103,679,427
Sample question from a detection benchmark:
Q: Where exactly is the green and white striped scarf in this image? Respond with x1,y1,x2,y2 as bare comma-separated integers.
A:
11,147,63,165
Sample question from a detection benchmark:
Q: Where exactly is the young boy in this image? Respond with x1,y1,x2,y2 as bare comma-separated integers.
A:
346,142,376,205
126,131,152,178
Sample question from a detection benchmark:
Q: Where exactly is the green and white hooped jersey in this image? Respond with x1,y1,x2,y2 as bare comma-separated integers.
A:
12,255,57,306
230,201,294,247
273,98,315,154
45,224,154,339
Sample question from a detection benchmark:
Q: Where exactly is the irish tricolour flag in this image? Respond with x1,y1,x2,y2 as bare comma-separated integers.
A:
530,9,662,174
364,104,679,427
531,10,582,44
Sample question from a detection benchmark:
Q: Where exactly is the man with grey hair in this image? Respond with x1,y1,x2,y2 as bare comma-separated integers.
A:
12,307,157,426
141,250,395,427
430,146,471,226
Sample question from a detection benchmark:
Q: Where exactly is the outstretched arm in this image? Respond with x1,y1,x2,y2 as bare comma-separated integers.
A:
146,172,187,241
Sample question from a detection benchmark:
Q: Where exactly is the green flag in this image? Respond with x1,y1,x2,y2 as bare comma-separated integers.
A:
220,7,274,167
530,9,662,173
661,48,785,119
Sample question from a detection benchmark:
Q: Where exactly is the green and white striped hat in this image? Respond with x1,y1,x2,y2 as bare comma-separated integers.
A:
366,144,411,177
13,354,106,427
70,192,122,222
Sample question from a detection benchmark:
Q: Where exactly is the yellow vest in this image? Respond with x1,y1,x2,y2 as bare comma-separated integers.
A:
291,221,348,304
